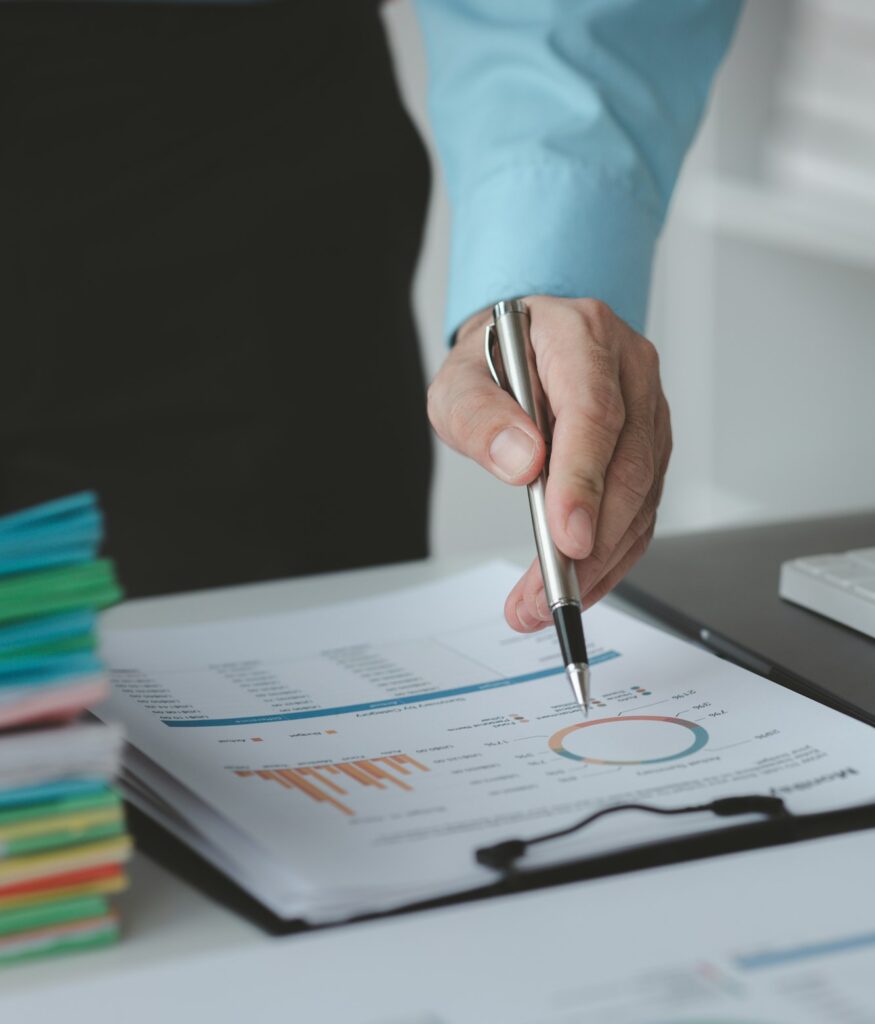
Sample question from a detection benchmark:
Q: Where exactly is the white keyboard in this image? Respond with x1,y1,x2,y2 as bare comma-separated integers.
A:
779,546,875,640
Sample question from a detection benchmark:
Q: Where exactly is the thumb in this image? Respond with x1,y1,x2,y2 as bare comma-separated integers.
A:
427,357,546,484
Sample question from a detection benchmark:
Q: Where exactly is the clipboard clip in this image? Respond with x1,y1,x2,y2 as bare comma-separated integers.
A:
476,795,790,872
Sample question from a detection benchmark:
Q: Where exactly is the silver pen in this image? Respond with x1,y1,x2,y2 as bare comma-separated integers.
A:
485,299,591,715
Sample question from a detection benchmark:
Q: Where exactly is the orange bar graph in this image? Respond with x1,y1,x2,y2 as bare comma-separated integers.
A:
234,754,429,817
357,760,412,791
337,763,381,788
393,754,428,772
299,766,348,795
277,768,353,815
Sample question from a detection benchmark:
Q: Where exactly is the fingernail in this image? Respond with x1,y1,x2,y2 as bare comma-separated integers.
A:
516,600,539,630
534,589,551,621
566,507,593,554
490,428,536,480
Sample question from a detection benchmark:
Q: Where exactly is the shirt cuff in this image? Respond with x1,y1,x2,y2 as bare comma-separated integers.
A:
445,158,662,342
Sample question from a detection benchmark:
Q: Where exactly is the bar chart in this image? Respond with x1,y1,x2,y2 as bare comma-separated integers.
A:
234,754,429,816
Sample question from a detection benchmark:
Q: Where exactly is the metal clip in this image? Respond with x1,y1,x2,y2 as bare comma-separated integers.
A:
484,322,504,389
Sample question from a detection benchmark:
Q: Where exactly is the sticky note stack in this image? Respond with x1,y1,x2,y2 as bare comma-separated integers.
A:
0,493,129,966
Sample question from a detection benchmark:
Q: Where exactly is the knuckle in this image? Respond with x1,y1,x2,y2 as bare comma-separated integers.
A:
626,392,655,435
654,462,669,505
662,433,673,471
629,501,657,545
568,466,606,504
426,375,466,447
660,399,674,454
444,385,513,461
584,541,611,578
636,337,661,375
582,387,626,436
612,450,655,505
428,375,491,451
575,298,615,339
588,343,619,381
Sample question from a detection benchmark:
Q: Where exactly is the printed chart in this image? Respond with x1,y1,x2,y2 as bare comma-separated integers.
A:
235,754,429,817
549,715,710,766
97,563,875,922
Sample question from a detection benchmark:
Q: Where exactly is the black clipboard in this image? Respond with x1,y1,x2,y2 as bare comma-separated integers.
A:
127,797,875,937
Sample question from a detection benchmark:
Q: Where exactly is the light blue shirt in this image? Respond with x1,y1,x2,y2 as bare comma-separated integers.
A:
413,0,742,339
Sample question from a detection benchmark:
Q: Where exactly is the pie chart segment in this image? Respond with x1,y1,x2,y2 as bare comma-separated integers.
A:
549,715,709,766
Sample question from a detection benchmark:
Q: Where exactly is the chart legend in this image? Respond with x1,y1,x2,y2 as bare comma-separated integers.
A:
235,754,429,816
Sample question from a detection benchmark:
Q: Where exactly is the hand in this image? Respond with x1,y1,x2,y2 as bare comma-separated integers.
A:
427,296,672,632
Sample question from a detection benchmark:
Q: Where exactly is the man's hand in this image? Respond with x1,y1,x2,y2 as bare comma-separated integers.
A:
427,296,672,632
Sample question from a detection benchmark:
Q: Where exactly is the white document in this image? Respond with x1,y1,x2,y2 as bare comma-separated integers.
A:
96,562,875,922
5,828,875,1023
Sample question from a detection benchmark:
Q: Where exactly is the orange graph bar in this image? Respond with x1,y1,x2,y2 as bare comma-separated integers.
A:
283,769,353,815
357,761,412,791
299,766,348,795
235,754,428,816
289,771,353,816
257,769,293,788
337,763,382,787
393,754,429,772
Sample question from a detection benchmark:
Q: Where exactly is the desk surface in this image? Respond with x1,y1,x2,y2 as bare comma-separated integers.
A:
620,509,875,722
5,515,867,1009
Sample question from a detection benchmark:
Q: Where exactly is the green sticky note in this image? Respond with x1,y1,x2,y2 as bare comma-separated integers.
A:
0,919,119,966
0,789,121,828
0,631,96,662
0,560,122,626
0,895,109,937
2,819,125,859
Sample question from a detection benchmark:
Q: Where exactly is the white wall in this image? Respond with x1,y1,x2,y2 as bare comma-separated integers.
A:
382,0,875,558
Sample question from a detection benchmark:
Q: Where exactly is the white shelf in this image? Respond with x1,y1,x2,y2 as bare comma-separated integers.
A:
676,172,875,270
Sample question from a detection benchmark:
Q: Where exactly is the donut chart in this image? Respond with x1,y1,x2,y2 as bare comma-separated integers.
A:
549,715,709,766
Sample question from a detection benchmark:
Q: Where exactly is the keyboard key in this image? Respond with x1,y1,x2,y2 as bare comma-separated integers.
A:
847,547,875,569
851,579,875,602
823,562,875,588
795,556,851,577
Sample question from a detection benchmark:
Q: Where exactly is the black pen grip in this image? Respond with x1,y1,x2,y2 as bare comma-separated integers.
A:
552,603,588,667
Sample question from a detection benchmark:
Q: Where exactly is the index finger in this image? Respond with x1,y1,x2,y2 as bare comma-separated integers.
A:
573,355,658,593
532,301,625,560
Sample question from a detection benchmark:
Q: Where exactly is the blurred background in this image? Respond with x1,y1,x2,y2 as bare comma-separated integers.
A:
383,0,875,558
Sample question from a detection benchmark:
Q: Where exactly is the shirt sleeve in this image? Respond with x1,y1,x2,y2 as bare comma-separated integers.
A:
412,0,742,339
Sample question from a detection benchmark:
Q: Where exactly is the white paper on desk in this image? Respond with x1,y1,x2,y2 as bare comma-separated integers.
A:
96,561,875,922
6,822,875,1023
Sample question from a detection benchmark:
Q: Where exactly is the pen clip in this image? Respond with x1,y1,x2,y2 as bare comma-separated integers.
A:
484,322,506,390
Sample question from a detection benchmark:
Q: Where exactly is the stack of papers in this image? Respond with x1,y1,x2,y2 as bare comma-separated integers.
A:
0,494,129,966
97,562,875,925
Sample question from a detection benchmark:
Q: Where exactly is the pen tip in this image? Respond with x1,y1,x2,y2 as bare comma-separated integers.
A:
566,663,591,718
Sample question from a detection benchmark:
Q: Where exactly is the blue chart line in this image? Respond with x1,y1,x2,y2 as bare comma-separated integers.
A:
736,930,875,971
162,650,621,728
